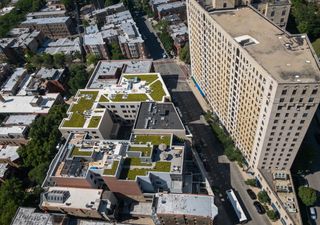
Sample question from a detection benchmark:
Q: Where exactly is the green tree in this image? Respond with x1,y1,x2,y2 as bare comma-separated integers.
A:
61,0,73,10
179,43,190,64
67,64,89,95
86,53,99,65
159,31,173,53
245,178,257,187
266,210,279,221
0,178,24,225
53,53,65,68
42,53,54,68
28,162,50,184
30,54,43,68
258,190,270,204
109,41,125,60
298,186,317,206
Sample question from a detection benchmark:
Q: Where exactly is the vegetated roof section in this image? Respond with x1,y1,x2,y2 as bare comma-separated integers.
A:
210,7,320,83
103,160,119,175
124,74,158,84
122,161,171,180
70,147,93,157
124,157,152,166
88,116,101,128
128,146,153,157
149,80,166,101
62,91,99,128
133,134,172,146
98,94,109,102
111,93,149,102
135,102,185,130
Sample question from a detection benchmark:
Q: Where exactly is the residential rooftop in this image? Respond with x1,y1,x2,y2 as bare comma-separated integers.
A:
84,32,105,45
0,93,60,114
0,163,8,178
1,68,27,94
41,187,105,211
0,125,28,136
210,7,320,83
0,145,19,162
21,16,70,25
35,68,65,80
87,60,153,89
150,0,170,6
134,102,185,130
2,114,36,125
26,10,66,18
10,207,52,225
155,193,218,219
169,23,188,38
105,10,132,25
157,1,186,12
40,37,81,55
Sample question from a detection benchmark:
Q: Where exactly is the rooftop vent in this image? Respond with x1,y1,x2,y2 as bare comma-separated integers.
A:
234,35,259,47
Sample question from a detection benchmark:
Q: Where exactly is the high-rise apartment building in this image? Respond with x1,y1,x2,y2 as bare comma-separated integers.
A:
187,0,320,171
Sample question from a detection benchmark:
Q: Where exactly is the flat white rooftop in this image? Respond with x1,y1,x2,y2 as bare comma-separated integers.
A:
42,187,103,210
156,193,218,219
0,145,19,161
2,114,36,125
210,7,320,83
0,93,59,114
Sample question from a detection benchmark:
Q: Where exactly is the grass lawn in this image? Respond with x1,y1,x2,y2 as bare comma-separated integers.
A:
99,95,109,102
149,80,166,101
88,116,101,128
63,112,86,127
312,38,320,57
124,74,158,84
112,94,149,102
103,161,119,175
129,146,152,156
134,134,171,146
71,147,93,157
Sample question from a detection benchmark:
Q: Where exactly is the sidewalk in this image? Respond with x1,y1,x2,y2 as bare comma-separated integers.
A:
186,78,211,112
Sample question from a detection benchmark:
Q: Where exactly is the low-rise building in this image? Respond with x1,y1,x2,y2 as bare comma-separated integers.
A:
0,38,17,63
168,23,188,54
0,93,62,114
83,32,110,59
0,145,20,182
11,207,68,225
149,0,176,12
156,1,186,20
40,37,82,55
26,10,66,19
152,193,218,225
40,187,119,220
0,114,36,145
133,102,186,138
88,3,126,25
86,60,153,89
21,16,74,39
24,68,66,95
1,68,28,96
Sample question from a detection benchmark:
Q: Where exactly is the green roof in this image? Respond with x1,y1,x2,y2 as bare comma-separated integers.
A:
124,74,158,84
123,161,171,180
124,157,152,166
62,91,99,128
88,116,101,128
71,147,93,157
128,146,152,157
103,161,119,175
149,80,166,101
133,134,171,146
112,93,149,102
99,94,109,102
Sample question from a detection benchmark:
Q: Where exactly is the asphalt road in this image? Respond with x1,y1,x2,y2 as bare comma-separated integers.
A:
155,62,271,225
134,15,165,59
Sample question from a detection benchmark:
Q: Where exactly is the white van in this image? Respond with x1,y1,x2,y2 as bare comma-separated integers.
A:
310,207,317,220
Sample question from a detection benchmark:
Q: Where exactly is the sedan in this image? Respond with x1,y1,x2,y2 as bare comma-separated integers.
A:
246,189,257,200
253,201,265,214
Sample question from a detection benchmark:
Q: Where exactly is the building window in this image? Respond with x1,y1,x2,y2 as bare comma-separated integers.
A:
281,10,286,16
223,2,227,7
271,11,275,17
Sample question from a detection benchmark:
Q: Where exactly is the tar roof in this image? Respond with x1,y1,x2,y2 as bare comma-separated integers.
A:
22,16,70,25
210,7,320,83
11,208,51,225
156,193,218,219
134,102,184,130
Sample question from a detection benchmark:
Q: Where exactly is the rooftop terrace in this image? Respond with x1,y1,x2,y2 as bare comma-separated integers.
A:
210,7,320,83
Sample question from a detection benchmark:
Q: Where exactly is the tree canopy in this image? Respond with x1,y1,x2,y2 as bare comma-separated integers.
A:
257,190,270,204
266,209,279,221
67,64,89,95
86,53,99,66
179,43,190,64
298,186,317,206
109,41,125,60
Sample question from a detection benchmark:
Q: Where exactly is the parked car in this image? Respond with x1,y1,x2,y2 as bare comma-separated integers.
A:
246,189,257,200
162,53,167,58
310,207,317,220
253,201,265,214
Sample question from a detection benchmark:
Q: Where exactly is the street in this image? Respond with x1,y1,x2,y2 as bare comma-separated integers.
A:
154,62,271,225
134,14,165,59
